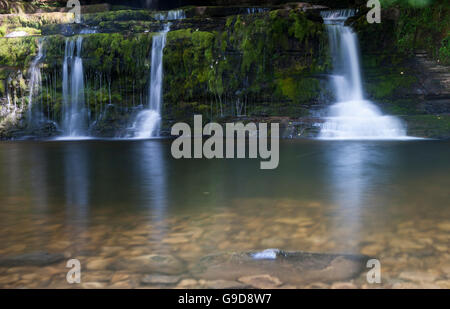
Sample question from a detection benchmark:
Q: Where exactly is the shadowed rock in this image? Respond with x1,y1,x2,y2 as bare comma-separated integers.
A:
0,252,65,267
191,249,370,285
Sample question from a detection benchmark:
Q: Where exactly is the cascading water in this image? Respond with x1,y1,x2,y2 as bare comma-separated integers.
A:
131,11,185,138
61,36,88,137
153,9,186,21
319,10,408,139
27,40,45,126
132,27,168,138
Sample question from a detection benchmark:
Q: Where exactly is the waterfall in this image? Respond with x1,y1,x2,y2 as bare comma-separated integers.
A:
61,36,88,137
131,11,185,138
319,10,408,139
132,27,168,138
153,9,186,21
246,8,269,14
27,40,45,127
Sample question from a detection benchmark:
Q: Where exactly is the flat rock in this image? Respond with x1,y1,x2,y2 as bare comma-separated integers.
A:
238,274,282,289
0,252,65,267
191,249,369,285
201,280,247,289
437,222,450,231
399,271,438,283
141,274,181,285
331,282,357,289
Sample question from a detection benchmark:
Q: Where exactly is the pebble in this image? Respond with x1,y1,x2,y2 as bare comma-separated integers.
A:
176,279,198,288
360,244,383,256
141,275,181,285
201,280,247,289
398,271,438,283
238,274,282,289
81,282,106,289
437,222,450,231
331,282,357,289
86,258,112,270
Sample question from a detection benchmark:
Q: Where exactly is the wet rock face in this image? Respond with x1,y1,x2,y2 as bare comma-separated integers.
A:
0,251,65,267
192,250,370,285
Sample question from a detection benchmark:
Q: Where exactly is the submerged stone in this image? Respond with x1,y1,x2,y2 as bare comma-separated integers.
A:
110,254,185,275
0,252,65,267
141,274,181,285
192,250,370,285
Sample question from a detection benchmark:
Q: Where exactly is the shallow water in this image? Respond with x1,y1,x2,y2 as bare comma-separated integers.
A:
0,139,448,288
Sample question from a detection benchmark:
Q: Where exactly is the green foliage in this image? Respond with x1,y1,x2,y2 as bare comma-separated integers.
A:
383,0,449,63
161,10,328,123
82,10,155,25
0,37,38,67
439,36,450,65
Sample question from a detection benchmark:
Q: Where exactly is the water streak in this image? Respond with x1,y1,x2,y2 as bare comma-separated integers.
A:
27,40,45,127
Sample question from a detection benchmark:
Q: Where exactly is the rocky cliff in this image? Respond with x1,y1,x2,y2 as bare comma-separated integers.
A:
0,0,448,139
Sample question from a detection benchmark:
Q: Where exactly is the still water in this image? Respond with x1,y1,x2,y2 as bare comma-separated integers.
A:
0,139,448,288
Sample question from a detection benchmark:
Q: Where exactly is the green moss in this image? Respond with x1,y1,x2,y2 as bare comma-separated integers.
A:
402,114,450,138
82,10,155,25
367,72,417,99
0,37,38,67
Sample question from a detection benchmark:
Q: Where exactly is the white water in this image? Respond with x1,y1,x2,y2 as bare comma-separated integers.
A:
153,9,186,21
27,40,44,126
132,27,168,138
131,11,185,138
319,10,408,139
62,36,88,137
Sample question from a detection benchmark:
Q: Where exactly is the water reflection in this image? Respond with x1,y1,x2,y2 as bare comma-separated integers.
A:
29,146,48,211
63,143,90,230
323,142,395,251
136,141,168,244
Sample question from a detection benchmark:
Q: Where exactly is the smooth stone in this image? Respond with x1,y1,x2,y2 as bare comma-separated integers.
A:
21,273,39,281
441,264,450,276
360,244,383,256
238,274,282,289
435,280,450,289
260,237,285,248
0,252,65,267
111,254,185,275
437,222,450,231
176,279,198,288
111,272,130,283
392,281,440,289
81,282,106,289
389,239,425,250
141,275,181,285
109,281,131,288
274,217,306,225
86,258,112,270
83,271,113,282
0,273,20,284
399,271,438,283
331,282,357,289
162,237,190,244
202,280,247,289
305,282,330,289
192,250,369,285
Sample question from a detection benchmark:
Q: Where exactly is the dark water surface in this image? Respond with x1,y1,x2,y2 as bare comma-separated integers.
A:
0,139,449,288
